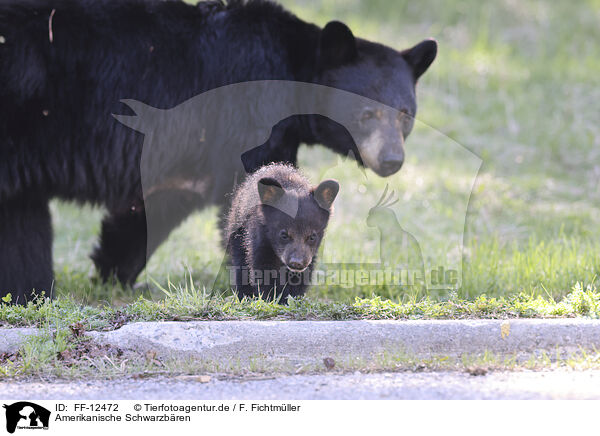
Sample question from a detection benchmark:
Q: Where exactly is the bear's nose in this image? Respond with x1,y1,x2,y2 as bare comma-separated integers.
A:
379,152,404,176
287,259,307,271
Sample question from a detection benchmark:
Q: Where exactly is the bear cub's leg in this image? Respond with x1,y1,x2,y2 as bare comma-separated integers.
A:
0,195,53,303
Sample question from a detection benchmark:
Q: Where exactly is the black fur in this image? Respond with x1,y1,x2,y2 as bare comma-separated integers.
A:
0,0,437,302
224,163,338,302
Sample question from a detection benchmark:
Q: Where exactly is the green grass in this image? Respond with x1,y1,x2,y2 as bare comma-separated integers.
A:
37,0,600,308
2,282,600,330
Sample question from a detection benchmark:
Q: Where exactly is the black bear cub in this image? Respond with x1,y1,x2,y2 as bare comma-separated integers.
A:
224,164,339,302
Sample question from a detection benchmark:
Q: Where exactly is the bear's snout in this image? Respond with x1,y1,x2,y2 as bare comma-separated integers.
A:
378,150,405,176
283,250,311,272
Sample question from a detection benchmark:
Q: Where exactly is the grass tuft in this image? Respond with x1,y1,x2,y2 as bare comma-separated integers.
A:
2,282,599,333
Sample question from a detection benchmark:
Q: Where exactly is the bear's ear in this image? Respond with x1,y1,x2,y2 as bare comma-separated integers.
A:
313,179,340,210
258,178,285,205
317,21,357,71
402,39,437,80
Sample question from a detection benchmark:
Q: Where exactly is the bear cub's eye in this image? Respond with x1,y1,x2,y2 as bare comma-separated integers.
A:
279,230,290,241
307,232,318,243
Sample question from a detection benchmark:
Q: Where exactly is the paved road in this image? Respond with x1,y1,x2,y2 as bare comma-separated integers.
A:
2,370,599,400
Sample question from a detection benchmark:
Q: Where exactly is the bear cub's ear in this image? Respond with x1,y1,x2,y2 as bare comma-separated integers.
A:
317,21,357,71
402,39,438,80
258,177,285,205
313,179,340,210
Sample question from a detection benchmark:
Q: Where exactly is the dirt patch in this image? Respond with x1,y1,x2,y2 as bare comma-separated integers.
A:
107,311,132,331
57,339,122,366
56,322,123,366
0,351,17,363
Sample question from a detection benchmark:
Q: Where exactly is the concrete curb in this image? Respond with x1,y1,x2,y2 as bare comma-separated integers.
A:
0,327,38,354
2,320,600,364
89,319,600,364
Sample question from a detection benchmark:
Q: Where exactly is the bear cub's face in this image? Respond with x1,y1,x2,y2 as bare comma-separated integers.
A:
314,22,437,177
258,178,339,272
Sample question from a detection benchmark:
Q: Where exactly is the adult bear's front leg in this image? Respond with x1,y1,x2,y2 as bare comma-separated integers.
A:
0,195,53,303
91,206,149,286
91,191,202,286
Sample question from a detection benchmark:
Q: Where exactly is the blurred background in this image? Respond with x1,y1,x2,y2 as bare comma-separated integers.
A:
52,0,600,304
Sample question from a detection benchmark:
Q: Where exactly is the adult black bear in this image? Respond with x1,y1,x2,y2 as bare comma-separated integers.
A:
0,0,437,302
224,163,339,302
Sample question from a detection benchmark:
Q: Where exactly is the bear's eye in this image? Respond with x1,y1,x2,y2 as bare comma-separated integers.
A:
279,230,290,241
398,109,413,130
307,232,318,243
360,109,376,122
